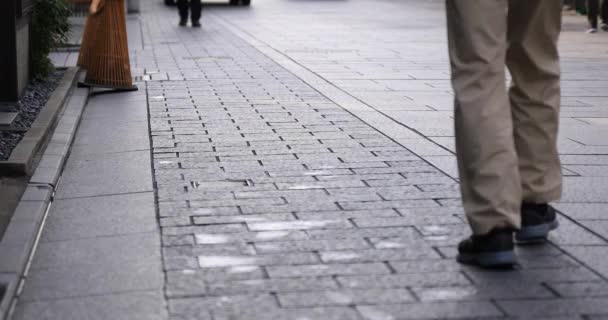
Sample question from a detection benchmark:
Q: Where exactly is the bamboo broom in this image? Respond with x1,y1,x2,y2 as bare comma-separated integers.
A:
77,0,137,91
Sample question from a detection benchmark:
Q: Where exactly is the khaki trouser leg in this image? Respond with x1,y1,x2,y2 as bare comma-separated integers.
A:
507,0,562,204
447,0,562,235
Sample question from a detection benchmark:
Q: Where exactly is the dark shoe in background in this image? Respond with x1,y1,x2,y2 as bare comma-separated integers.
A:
457,228,516,268
192,21,201,28
179,18,188,26
516,203,559,243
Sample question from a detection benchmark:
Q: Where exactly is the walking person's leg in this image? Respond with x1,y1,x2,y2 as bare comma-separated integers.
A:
177,0,189,26
506,0,562,242
601,0,608,30
190,0,202,27
587,0,600,31
446,0,520,268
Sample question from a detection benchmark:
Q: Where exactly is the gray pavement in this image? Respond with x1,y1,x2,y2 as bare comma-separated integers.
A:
13,0,608,319
12,86,166,319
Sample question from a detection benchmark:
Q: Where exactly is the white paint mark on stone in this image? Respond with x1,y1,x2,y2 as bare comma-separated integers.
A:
195,233,231,244
287,185,323,190
418,287,477,301
374,241,406,249
228,216,267,222
255,231,291,240
358,306,396,320
249,220,341,231
228,266,259,273
194,208,219,215
320,251,360,261
420,225,450,234
303,171,333,176
198,256,259,268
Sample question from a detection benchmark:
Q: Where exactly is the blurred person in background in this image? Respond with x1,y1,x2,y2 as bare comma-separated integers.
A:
586,0,608,33
178,0,202,27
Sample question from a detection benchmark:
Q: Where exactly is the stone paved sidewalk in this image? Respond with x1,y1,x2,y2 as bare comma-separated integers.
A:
13,0,608,319
143,0,608,319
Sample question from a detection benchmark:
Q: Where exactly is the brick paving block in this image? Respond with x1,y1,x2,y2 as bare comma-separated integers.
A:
240,202,342,214
197,252,320,268
254,238,370,253
163,234,196,246
247,219,353,231
548,282,608,298
160,216,193,227
307,226,419,240
353,215,461,228
497,298,608,318
412,283,554,302
561,246,608,279
277,288,414,308
207,277,339,295
339,199,440,211
464,267,601,285
338,272,471,289
213,306,362,320
320,248,440,263
356,301,502,319
266,262,390,278
192,213,295,226
162,224,247,236
188,198,287,208
164,256,200,271
549,218,607,246
164,243,253,260
368,236,433,249
295,209,400,221
516,254,580,269
159,206,241,218
195,230,308,245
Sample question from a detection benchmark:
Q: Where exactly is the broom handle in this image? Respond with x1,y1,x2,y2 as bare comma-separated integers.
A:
89,0,106,15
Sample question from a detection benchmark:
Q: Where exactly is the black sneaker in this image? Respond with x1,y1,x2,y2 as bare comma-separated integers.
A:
457,228,516,268
515,203,558,243
192,21,201,28
179,18,188,27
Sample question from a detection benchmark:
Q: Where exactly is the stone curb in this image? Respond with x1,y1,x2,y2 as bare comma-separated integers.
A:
0,79,89,320
0,67,80,177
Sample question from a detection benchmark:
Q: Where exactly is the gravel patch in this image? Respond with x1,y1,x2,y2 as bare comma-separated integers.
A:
0,70,65,161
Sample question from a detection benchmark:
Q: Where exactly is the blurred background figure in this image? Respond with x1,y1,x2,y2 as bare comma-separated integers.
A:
563,0,576,11
586,0,608,33
178,0,201,27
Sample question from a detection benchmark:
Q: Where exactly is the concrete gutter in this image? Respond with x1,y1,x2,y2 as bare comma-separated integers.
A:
0,67,79,176
0,74,89,320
